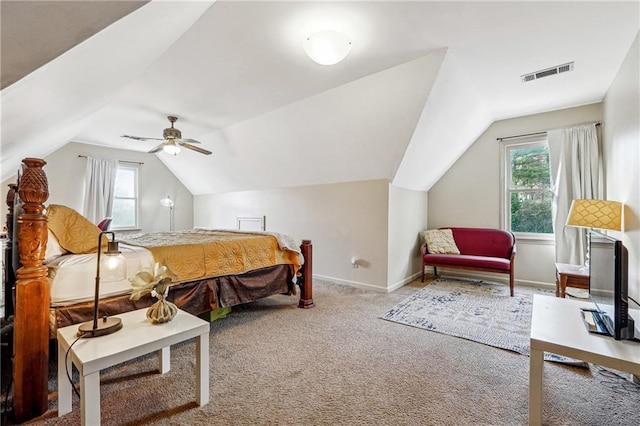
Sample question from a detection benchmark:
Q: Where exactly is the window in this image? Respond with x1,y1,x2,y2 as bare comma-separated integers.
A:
112,164,139,229
502,139,553,236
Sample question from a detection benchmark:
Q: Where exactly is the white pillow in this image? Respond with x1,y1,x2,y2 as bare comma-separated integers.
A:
45,229,68,262
422,229,460,254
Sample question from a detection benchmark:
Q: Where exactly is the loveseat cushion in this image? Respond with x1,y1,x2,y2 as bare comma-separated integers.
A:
422,253,511,272
448,227,514,259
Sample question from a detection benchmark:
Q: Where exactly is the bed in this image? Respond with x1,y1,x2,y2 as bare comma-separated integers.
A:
5,157,314,422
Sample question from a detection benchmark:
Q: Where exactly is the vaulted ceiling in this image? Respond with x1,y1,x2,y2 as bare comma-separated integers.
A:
2,1,638,194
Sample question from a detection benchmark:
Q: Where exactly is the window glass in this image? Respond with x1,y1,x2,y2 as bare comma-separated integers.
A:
114,168,135,198
504,141,553,235
112,165,138,229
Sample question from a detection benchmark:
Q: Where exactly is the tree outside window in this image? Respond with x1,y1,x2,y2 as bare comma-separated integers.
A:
504,141,553,235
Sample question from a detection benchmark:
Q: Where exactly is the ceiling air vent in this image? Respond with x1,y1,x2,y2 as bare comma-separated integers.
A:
521,62,574,83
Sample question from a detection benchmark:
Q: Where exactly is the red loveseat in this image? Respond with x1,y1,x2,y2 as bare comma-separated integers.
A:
421,227,517,296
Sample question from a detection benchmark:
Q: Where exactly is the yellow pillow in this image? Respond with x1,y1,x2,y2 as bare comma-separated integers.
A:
46,205,101,254
422,229,460,254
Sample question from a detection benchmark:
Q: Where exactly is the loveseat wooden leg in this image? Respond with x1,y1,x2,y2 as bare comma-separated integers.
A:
509,272,514,297
421,263,425,282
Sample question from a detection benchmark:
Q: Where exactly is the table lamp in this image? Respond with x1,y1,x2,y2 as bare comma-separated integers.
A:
566,199,623,267
77,231,126,337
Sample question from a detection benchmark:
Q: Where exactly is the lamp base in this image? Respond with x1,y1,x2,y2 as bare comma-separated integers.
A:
77,316,122,338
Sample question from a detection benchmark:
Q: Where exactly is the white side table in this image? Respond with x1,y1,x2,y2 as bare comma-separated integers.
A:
57,308,210,425
529,295,640,425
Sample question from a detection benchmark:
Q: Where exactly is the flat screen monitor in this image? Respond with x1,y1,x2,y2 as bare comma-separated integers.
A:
584,230,638,341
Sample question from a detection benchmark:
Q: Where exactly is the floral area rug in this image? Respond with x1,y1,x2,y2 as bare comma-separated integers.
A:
381,277,587,366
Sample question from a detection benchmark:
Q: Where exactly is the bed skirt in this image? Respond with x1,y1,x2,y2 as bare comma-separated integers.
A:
51,264,295,335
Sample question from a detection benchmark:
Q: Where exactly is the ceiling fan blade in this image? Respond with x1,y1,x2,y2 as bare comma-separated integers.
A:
122,134,165,141
178,138,202,144
148,143,167,154
180,143,212,155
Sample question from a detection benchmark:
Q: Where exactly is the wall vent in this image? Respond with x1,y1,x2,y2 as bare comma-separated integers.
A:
521,62,574,83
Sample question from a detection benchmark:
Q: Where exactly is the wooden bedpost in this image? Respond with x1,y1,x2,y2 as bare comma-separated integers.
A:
6,183,17,239
3,183,17,319
13,158,49,423
298,239,314,308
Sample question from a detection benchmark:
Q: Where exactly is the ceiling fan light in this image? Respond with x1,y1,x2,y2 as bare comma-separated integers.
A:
163,143,181,156
303,31,352,65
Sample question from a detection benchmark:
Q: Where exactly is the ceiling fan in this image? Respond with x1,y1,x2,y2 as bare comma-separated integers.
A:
121,116,212,156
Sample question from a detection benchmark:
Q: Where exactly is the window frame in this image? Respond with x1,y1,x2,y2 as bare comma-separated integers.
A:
111,163,140,231
500,137,554,241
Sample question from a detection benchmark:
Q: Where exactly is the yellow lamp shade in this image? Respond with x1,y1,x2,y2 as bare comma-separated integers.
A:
566,199,623,231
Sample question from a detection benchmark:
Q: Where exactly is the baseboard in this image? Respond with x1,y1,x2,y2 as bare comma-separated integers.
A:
313,271,423,293
312,271,555,294
387,272,423,292
313,274,388,293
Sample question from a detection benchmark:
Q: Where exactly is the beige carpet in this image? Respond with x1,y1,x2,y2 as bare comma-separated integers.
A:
9,278,640,425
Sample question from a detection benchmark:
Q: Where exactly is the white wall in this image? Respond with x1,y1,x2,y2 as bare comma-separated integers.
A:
195,179,394,291
195,179,429,292
602,32,640,302
1,142,193,232
427,103,603,287
388,184,428,290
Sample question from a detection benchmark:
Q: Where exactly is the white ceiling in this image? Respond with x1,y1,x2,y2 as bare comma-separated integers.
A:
2,1,638,193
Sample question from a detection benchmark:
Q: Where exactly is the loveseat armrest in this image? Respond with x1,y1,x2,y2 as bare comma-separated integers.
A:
421,243,428,256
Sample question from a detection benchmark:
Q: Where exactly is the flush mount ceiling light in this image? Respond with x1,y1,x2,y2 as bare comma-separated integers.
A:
303,30,352,65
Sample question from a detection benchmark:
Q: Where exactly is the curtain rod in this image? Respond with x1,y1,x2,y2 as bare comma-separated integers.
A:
497,122,600,141
78,155,143,165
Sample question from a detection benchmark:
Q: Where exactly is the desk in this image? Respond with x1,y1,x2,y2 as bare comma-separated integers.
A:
555,263,589,298
529,295,640,425
57,309,210,425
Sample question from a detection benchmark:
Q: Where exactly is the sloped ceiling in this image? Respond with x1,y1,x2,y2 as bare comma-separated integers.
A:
1,1,638,194
0,1,148,90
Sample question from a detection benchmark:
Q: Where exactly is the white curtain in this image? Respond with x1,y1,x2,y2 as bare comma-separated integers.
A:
548,123,602,264
83,156,118,224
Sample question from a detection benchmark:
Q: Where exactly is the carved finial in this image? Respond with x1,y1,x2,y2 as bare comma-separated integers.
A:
6,183,17,208
18,158,48,213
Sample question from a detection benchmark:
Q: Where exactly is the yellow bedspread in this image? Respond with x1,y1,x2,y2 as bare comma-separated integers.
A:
120,229,301,283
